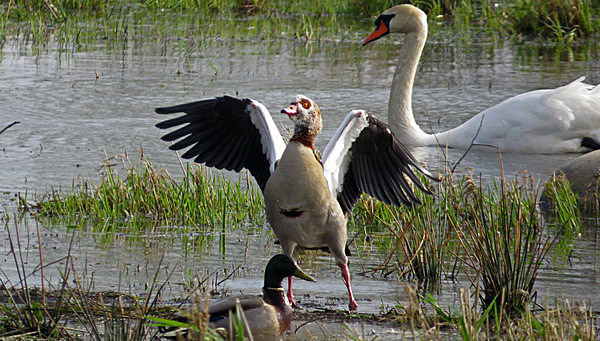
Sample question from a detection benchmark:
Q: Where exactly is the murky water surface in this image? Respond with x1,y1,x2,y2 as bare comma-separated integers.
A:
1,18,599,339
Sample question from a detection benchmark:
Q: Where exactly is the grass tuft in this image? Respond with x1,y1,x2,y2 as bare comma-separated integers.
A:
455,174,558,317
543,171,600,216
502,0,594,40
20,152,265,234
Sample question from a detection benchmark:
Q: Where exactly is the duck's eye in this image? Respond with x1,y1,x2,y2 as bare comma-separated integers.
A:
300,99,311,109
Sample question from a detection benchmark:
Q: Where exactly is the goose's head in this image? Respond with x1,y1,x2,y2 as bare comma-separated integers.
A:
363,4,427,45
281,95,322,137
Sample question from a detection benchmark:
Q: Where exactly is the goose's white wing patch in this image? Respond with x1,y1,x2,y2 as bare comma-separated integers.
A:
322,110,370,196
249,100,286,173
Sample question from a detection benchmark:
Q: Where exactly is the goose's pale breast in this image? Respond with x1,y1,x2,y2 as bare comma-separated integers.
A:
264,142,339,247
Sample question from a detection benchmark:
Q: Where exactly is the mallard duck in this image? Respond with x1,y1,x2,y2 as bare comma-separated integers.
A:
363,4,600,153
164,254,315,340
155,95,436,310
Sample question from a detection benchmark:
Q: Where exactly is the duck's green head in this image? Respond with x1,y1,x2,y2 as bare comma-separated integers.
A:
264,254,316,288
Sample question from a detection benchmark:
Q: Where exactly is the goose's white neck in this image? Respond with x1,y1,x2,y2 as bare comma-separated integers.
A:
389,25,457,147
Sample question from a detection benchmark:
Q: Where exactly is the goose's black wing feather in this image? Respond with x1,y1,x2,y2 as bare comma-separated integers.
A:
155,96,286,191
322,110,438,214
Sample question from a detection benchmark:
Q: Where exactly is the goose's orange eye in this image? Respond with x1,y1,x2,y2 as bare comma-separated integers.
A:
300,99,311,110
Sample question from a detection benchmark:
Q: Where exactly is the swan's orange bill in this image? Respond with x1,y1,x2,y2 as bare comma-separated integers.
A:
363,22,389,45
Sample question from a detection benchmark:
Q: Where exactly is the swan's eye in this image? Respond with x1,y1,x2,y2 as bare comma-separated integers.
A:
300,98,311,109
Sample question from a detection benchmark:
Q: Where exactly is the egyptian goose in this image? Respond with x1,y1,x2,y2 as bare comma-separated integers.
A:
155,94,436,310
164,254,315,340
363,4,600,153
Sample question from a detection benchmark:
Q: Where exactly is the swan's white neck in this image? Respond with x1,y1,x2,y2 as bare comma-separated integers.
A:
388,25,456,146
382,5,600,153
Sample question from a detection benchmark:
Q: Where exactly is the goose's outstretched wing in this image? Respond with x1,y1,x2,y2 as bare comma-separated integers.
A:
155,95,286,191
322,110,437,214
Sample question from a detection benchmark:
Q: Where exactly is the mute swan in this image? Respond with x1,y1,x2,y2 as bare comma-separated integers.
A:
363,4,600,154
155,95,436,311
163,254,315,341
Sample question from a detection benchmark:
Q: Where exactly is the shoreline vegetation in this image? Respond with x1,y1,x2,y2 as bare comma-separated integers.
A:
2,0,599,45
2,1,599,339
5,152,598,339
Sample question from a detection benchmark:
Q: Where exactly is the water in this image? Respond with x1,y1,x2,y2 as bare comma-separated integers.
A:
3,32,598,193
1,18,599,338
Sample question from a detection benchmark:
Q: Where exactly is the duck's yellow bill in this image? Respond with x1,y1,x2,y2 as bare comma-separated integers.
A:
294,267,316,282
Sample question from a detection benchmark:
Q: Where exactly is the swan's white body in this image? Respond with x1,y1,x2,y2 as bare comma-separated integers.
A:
416,77,600,153
365,5,600,154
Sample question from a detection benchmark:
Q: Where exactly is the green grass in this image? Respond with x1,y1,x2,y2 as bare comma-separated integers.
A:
417,0,597,42
21,154,265,234
21,156,582,297
351,169,583,320
543,171,600,216
4,0,397,22
3,0,599,49
455,175,556,317
501,0,594,41
541,173,582,231
397,285,596,340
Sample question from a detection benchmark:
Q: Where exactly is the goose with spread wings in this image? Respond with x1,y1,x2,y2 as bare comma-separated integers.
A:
155,94,436,311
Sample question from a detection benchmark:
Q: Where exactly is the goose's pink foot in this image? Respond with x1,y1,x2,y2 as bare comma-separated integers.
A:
340,263,358,311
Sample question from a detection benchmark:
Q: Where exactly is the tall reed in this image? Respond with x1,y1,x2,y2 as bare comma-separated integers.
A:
0,217,72,339
351,173,456,289
455,174,558,317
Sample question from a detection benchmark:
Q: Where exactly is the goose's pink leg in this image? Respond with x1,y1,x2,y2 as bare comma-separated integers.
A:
340,263,358,311
287,276,298,308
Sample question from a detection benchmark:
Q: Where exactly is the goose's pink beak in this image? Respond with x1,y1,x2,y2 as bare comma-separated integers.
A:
281,102,298,117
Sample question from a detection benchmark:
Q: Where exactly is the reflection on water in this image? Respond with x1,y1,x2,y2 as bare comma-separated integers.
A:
1,17,599,334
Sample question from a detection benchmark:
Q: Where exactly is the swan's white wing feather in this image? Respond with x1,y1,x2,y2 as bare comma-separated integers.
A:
438,77,600,153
